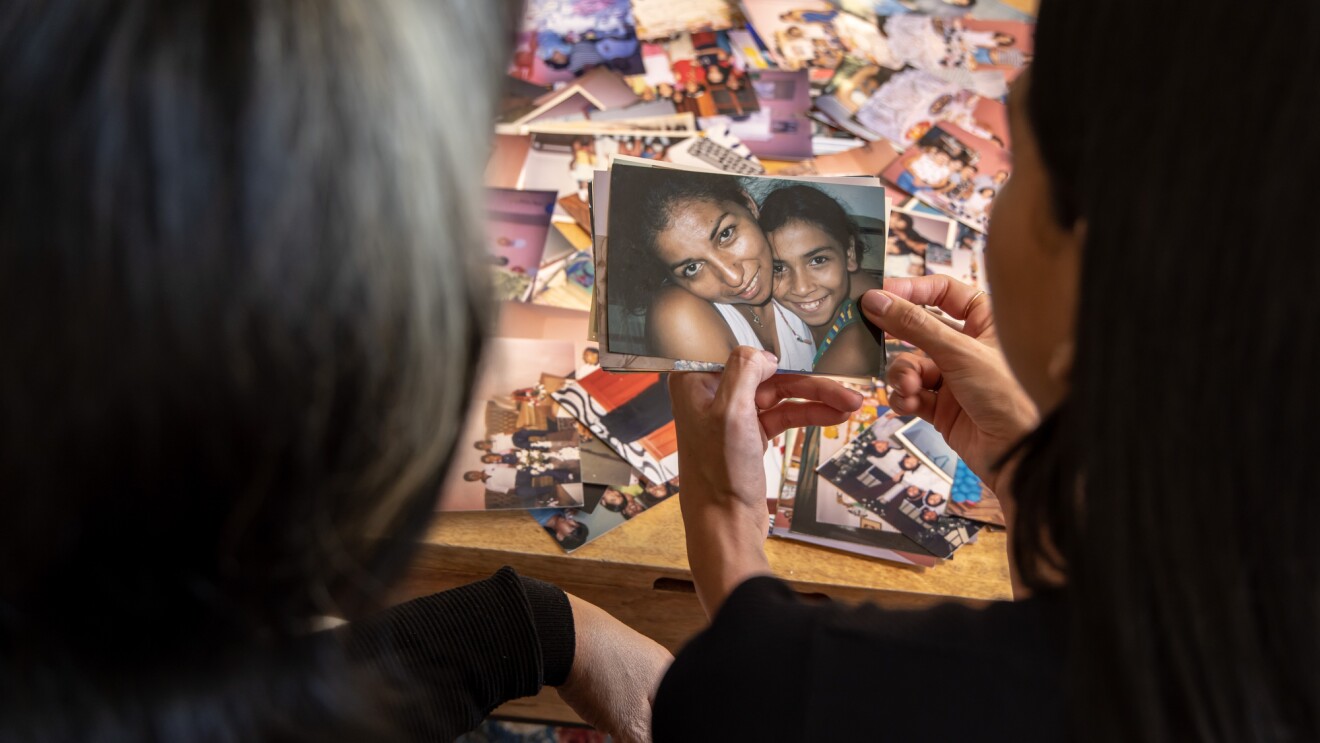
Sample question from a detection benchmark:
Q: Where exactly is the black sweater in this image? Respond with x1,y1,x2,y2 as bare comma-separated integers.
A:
653,576,1066,742
347,567,575,741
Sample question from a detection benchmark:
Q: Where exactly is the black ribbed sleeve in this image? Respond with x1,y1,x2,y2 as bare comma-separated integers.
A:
346,567,575,741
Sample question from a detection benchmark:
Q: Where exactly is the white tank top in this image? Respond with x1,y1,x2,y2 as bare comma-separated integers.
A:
714,300,817,372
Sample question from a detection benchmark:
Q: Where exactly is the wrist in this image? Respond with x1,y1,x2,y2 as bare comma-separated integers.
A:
681,497,771,617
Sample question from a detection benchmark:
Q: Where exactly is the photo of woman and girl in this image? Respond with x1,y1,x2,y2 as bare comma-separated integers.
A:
606,163,887,378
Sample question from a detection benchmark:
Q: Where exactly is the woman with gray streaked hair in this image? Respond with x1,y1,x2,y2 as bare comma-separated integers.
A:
0,1,669,741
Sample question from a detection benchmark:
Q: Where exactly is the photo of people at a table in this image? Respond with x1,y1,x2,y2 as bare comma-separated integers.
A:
604,161,887,378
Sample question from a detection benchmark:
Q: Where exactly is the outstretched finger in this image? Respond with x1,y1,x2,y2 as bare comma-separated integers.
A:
714,346,778,410
754,374,864,412
861,290,973,364
886,352,942,397
759,400,854,439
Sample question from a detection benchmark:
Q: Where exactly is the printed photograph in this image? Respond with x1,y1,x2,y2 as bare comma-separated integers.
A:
551,367,679,486
945,459,1006,527
894,417,958,482
881,123,1011,232
486,188,557,301
644,32,762,118
604,161,888,377
840,0,1035,23
816,414,941,516
775,423,939,566
438,338,585,512
740,0,845,83
530,477,679,553
922,221,987,288
886,205,957,279
852,67,1009,149
508,0,645,86
877,480,982,559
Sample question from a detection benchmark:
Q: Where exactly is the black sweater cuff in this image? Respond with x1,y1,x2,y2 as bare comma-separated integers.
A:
518,574,575,687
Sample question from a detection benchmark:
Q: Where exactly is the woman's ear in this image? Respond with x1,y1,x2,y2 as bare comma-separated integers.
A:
845,237,860,272
742,192,760,219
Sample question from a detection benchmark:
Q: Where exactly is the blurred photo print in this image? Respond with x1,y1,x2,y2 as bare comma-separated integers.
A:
438,338,585,512
603,160,888,378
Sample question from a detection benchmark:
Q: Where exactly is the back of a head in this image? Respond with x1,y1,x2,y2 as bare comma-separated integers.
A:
0,0,513,738
1015,1,1319,740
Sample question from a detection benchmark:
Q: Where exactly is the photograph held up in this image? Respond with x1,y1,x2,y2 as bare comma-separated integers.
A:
604,161,887,379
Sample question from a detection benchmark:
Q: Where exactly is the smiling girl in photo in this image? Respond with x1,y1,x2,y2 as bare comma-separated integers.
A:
759,185,886,376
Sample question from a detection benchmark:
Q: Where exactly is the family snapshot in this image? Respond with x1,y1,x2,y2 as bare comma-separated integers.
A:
438,338,585,512
603,161,888,378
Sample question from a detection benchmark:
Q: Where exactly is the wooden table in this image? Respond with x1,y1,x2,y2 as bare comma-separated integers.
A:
395,496,1012,724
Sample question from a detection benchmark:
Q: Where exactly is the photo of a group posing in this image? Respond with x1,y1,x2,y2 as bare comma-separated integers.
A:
438,339,584,512
604,161,887,378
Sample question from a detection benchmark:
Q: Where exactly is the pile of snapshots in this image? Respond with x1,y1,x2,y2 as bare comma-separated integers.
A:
452,0,1031,562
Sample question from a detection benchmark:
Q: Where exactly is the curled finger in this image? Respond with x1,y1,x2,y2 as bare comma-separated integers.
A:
887,387,937,422
886,352,942,397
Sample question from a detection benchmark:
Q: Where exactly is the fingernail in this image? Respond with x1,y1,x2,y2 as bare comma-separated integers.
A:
862,290,892,314
760,350,779,366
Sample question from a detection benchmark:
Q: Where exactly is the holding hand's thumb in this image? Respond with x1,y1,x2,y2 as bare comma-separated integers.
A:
861,289,961,361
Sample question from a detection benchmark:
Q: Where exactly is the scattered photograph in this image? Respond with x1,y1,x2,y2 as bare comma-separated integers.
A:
816,414,938,515
509,0,645,86
778,140,900,179
776,423,939,566
631,0,744,40
881,123,1010,232
877,480,982,558
840,0,1033,25
853,67,1009,149
716,69,815,160
486,188,557,301
739,0,844,85
874,14,1024,97
552,367,679,485
893,417,958,482
945,459,1006,527
438,338,585,512
648,32,762,118
886,205,956,279
604,160,887,377
530,477,680,553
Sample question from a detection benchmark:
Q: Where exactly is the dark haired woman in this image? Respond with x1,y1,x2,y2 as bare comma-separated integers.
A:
656,1,1319,739
0,2,669,741
608,166,816,371
759,184,885,376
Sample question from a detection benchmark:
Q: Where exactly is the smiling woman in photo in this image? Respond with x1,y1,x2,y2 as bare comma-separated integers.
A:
608,165,817,371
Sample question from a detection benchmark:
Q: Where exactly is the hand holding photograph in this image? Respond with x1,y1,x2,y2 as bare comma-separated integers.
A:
603,159,888,379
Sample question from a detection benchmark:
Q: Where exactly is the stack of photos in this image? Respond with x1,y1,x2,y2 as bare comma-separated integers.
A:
886,204,957,279
599,158,888,379
509,0,645,86
817,414,984,558
881,123,1010,232
486,188,557,301
438,338,585,512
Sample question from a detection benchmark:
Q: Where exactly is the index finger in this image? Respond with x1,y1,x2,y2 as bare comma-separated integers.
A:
882,275,987,322
754,374,864,412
